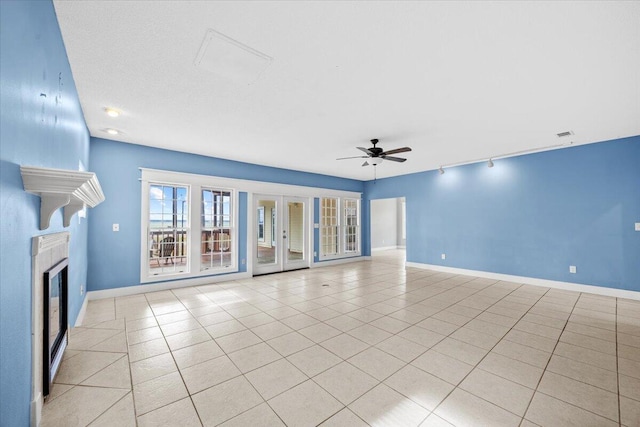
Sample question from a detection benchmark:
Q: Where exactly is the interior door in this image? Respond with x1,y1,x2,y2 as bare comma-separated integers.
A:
254,195,308,275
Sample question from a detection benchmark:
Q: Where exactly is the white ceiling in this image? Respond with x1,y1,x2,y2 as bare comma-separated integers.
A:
54,1,640,180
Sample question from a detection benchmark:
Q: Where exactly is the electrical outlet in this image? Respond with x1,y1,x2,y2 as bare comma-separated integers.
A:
569,265,577,274
635,222,640,231
241,258,245,265
80,284,84,295
441,253,446,260
314,251,317,257
112,223,119,232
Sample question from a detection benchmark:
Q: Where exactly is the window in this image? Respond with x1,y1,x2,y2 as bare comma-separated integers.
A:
320,197,360,259
148,184,189,275
201,189,233,271
141,170,238,283
257,206,265,242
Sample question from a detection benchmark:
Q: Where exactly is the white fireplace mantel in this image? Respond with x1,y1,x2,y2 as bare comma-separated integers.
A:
20,166,106,230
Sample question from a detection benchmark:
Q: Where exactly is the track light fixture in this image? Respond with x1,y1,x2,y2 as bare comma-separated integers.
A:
487,159,494,168
438,166,444,175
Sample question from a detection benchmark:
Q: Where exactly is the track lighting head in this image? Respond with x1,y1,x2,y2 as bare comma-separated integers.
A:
487,159,494,168
438,166,445,175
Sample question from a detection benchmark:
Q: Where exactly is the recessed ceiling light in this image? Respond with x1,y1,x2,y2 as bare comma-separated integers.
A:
106,129,119,135
104,108,120,118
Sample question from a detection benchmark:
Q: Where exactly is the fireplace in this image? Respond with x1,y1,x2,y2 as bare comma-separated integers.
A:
43,258,68,397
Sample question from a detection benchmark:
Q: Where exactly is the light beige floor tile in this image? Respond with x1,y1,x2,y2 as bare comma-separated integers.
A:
560,330,616,355
67,328,122,350
251,320,294,341
554,342,617,371
325,314,366,332
398,325,447,348
349,347,405,381
538,371,618,421
347,308,385,322
460,368,534,416
181,355,241,394
619,357,640,379
432,310,473,326
81,355,131,389
172,339,224,369
478,352,543,388
463,318,510,338
287,345,342,377
265,306,301,320
620,344,640,362
476,312,519,328
88,392,135,427
245,358,307,400
385,364,454,411
493,340,551,368
546,354,618,393
128,337,169,362
416,317,459,335
619,374,640,401
299,322,342,343
524,392,617,427
432,338,488,366
155,309,195,325
165,328,211,351
420,413,455,427
86,318,126,330
319,408,368,427
620,395,640,427
42,385,129,427
46,383,74,402
314,362,378,405
565,321,616,342
375,335,428,363
127,326,163,346
349,383,430,427
133,371,189,416
269,380,343,427
228,342,282,373
320,333,369,359
219,403,285,427
238,312,277,328
280,313,321,330
159,318,202,337
215,329,262,353
90,331,128,352
389,308,429,324
450,326,501,350
131,352,177,385
192,376,264,426
55,351,125,385
137,397,202,427
435,388,521,427
513,320,562,340
411,350,474,385
306,306,342,321
348,324,393,345
505,329,557,352
204,319,246,338
267,331,315,356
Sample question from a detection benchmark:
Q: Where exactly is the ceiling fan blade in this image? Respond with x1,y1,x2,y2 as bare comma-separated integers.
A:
337,156,369,160
362,161,369,167
382,156,407,162
357,147,373,155
381,147,412,156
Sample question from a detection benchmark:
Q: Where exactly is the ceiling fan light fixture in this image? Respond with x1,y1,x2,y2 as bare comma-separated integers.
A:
369,157,383,166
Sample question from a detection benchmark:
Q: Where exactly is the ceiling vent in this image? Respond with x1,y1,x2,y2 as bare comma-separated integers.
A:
195,29,272,85
556,130,574,138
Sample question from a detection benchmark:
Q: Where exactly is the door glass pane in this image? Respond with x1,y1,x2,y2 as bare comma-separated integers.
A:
149,184,188,275
287,201,304,262
257,199,276,265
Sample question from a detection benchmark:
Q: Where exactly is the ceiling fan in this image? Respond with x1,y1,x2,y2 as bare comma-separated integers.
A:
337,139,412,166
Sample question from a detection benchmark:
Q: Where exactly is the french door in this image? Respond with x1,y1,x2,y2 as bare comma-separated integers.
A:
254,195,309,275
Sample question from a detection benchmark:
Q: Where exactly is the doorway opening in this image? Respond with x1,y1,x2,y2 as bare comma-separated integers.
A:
370,197,406,265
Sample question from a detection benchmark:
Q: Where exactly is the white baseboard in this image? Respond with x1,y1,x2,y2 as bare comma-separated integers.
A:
312,256,371,268
31,392,42,427
87,272,252,300
405,262,640,301
371,246,401,252
74,295,88,327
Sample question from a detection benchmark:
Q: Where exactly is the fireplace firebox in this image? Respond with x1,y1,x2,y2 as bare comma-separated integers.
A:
43,258,68,396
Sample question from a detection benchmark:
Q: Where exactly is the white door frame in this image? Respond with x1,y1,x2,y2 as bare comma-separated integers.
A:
253,194,310,275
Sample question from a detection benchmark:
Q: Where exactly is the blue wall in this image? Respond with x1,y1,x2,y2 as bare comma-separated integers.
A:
0,1,90,425
88,138,363,291
364,136,640,291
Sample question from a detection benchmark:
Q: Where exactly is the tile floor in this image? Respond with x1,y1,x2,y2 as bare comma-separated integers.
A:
42,250,640,426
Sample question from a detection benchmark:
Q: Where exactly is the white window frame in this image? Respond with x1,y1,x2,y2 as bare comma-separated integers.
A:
319,197,361,260
141,169,238,283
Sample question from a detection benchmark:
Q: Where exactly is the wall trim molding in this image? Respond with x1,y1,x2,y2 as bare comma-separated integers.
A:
312,256,371,268
405,262,640,301
75,295,88,327
86,272,252,302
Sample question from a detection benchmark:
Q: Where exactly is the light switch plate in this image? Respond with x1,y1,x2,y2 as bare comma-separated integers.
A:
569,265,577,274
635,222,640,231
112,224,119,232
441,253,446,260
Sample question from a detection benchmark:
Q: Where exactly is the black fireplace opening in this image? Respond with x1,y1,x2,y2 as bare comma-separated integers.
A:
43,258,68,397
